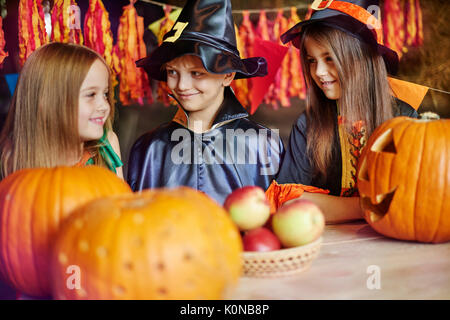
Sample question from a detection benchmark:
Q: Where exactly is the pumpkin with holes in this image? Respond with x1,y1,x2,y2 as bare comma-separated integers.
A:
50,187,243,300
0,166,132,297
357,116,450,243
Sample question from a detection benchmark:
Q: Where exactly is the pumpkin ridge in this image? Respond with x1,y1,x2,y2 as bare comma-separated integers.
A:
26,169,46,295
417,120,438,242
0,172,26,289
430,120,448,243
91,203,123,299
391,120,413,240
35,168,56,294
411,121,428,242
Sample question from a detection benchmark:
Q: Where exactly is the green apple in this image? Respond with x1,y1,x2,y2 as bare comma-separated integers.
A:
272,199,324,247
224,186,270,231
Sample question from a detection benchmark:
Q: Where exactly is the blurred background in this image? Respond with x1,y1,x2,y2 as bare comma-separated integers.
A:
0,0,449,181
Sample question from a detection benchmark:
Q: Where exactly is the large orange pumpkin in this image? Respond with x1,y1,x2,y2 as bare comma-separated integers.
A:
0,166,132,297
357,116,450,243
50,187,243,300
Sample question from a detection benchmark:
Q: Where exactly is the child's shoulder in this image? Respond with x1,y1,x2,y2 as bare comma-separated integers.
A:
241,117,283,134
131,122,179,150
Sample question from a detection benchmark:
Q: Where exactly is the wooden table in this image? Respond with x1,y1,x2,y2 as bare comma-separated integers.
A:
230,221,450,300
1,221,448,300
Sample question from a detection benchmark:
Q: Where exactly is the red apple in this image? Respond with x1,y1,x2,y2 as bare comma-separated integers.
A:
242,227,281,252
272,199,325,248
224,186,270,231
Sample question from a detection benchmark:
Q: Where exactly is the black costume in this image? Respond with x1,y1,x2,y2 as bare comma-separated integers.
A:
128,87,284,204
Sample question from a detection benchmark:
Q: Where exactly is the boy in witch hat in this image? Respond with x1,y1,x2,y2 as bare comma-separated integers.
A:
272,0,419,222
127,0,284,204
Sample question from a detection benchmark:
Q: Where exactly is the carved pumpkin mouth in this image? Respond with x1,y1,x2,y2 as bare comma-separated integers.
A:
361,188,396,223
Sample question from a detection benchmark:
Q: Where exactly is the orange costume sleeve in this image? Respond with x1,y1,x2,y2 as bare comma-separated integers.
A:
265,180,329,214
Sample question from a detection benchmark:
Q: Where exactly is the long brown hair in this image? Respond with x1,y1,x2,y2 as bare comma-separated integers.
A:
0,42,115,178
300,24,395,179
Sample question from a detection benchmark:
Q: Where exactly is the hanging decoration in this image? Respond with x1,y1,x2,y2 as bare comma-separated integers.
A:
257,10,278,108
383,0,406,59
287,7,306,100
270,9,290,108
155,5,177,107
18,0,48,66
0,16,7,67
114,0,153,106
50,0,83,44
231,10,256,108
84,0,116,86
404,0,423,47
13,0,429,111
230,23,249,108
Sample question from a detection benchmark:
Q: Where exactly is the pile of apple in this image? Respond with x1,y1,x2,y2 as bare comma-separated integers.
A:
224,186,325,252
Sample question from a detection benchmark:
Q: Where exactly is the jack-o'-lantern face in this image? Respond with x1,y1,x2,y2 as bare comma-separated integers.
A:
357,116,450,243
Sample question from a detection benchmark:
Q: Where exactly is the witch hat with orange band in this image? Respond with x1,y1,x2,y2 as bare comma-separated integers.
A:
281,0,430,109
281,0,399,75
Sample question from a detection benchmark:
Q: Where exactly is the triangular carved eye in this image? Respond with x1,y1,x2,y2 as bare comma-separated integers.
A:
361,188,396,223
370,128,397,154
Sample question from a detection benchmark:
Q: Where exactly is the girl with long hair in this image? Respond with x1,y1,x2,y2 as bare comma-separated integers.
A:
0,42,123,179
276,0,418,222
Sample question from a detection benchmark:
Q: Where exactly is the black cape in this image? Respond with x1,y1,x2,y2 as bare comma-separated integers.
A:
127,87,285,204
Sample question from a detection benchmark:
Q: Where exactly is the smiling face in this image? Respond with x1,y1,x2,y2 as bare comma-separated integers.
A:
165,55,234,131
78,59,111,142
304,36,341,100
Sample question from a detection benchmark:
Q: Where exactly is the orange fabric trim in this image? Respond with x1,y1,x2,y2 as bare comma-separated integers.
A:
328,1,383,45
265,180,329,214
74,150,92,167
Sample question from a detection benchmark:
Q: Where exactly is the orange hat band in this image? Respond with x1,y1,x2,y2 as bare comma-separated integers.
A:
311,0,383,45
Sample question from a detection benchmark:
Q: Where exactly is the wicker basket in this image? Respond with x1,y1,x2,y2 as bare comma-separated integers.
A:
242,237,322,278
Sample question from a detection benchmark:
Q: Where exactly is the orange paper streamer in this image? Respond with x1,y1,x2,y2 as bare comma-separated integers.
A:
18,0,48,66
0,17,8,67
287,7,306,100
115,0,153,106
155,5,177,107
50,0,83,44
405,0,423,47
231,24,249,108
84,0,117,86
383,0,406,58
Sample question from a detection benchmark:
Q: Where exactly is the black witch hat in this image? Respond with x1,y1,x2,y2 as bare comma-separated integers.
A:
136,0,268,81
280,0,399,75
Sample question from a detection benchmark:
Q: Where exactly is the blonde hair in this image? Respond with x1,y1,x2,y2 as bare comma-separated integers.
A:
300,25,394,179
0,42,115,178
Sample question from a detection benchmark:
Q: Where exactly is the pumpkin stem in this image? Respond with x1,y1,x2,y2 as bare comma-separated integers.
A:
418,112,440,120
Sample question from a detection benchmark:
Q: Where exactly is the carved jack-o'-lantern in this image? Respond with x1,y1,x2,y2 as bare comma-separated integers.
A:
357,116,450,243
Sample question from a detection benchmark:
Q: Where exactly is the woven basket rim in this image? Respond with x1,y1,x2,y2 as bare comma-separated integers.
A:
242,236,322,258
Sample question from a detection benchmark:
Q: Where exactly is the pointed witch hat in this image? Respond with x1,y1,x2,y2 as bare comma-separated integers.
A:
136,0,268,81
